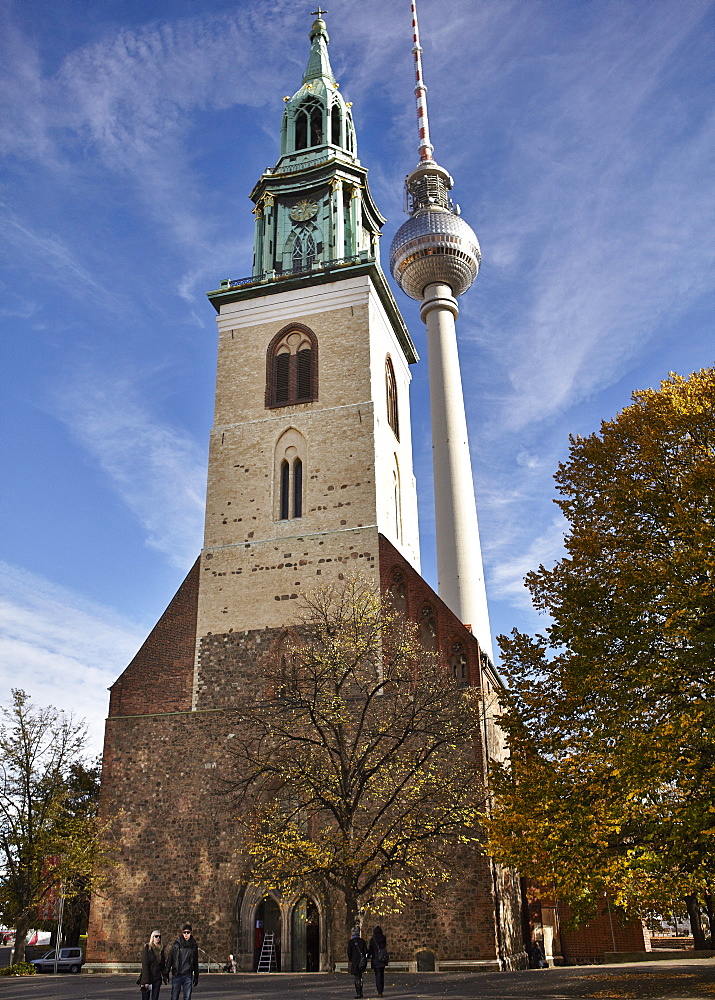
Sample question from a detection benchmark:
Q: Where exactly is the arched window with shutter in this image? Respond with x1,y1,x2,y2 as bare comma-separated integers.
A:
266,324,318,408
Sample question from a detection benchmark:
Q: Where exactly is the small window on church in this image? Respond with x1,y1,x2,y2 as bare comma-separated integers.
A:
310,105,322,146
297,349,312,400
389,570,407,615
419,606,438,652
450,642,468,687
295,98,322,150
296,112,308,150
293,236,303,271
275,352,290,404
331,105,340,146
275,429,306,522
305,233,316,270
287,225,319,273
293,458,303,518
280,460,290,520
266,325,318,408
386,356,399,440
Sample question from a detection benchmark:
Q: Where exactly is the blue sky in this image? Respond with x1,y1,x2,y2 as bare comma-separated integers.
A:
1,0,712,755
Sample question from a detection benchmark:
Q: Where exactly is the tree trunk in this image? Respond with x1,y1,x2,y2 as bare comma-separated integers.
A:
344,890,360,939
11,915,30,965
685,894,707,950
704,892,715,948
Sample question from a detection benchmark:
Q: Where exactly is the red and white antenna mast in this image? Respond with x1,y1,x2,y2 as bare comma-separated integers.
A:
410,0,435,162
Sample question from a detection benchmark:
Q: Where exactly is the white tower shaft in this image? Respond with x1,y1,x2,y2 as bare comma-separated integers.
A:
421,283,493,660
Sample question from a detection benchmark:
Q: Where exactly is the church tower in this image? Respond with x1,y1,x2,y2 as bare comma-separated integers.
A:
87,11,525,976
196,11,420,663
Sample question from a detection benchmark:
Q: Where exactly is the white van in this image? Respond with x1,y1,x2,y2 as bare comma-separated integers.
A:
30,947,84,973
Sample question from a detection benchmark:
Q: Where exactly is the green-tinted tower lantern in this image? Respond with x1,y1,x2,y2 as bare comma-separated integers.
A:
249,13,385,279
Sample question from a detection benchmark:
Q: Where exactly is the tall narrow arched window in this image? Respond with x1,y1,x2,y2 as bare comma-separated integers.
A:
389,570,407,615
293,458,303,518
310,104,322,146
419,605,438,652
295,110,308,150
274,428,307,521
305,233,316,269
292,236,303,271
393,458,402,542
331,104,341,146
386,356,399,440
266,325,318,408
450,642,469,686
280,460,290,520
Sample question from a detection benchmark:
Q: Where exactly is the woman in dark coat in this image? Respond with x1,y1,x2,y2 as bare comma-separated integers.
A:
347,927,368,998
367,925,389,997
140,930,166,1000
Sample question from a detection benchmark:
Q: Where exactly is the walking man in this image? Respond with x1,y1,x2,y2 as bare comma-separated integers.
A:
165,923,199,1000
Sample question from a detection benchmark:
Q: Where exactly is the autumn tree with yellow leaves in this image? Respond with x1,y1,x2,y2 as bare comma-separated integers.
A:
485,368,715,944
223,576,486,936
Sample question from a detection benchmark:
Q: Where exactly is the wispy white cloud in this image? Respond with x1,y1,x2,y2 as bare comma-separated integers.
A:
0,562,145,756
0,209,107,299
56,373,206,570
0,5,304,260
489,517,567,616
460,3,715,433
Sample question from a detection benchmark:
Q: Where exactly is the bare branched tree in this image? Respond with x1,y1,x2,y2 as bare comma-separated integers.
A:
222,576,487,936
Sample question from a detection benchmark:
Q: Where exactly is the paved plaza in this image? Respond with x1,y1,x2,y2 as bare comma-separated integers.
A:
1,961,714,1000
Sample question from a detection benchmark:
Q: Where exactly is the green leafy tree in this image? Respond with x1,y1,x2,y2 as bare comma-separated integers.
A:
0,691,111,963
52,760,102,946
485,369,715,936
224,576,487,938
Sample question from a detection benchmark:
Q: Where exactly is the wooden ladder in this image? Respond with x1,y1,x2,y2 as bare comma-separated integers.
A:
257,932,276,973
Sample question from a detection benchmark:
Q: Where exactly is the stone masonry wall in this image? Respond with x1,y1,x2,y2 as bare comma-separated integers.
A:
88,701,510,969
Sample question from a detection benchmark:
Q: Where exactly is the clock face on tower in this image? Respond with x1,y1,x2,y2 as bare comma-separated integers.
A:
289,198,319,222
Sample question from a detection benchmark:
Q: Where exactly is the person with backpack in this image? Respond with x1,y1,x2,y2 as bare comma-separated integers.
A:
347,926,368,998
367,925,389,997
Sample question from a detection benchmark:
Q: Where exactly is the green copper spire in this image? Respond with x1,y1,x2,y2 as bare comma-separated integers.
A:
279,14,355,160
302,15,336,86
247,12,386,280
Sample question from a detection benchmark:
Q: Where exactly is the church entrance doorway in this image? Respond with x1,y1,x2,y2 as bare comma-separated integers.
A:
253,896,281,971
291,897,320,971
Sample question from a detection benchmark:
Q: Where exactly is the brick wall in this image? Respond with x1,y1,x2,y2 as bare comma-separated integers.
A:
378,535,484,685
559,904,649,964
89,536,527,969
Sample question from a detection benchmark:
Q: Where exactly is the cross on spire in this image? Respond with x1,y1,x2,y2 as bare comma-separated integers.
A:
311,7,328,17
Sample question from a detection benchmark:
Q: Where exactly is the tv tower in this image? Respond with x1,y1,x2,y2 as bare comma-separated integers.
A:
389,0,493,661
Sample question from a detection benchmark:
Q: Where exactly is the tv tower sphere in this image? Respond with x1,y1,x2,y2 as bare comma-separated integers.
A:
389,162,481,301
